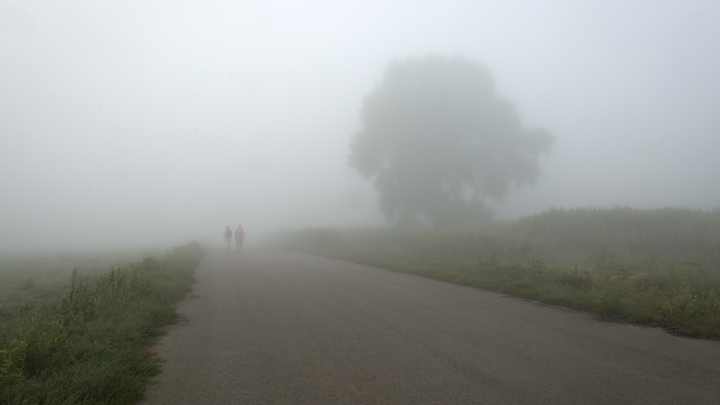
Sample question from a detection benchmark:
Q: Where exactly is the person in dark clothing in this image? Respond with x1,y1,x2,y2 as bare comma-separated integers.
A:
224,226,232,252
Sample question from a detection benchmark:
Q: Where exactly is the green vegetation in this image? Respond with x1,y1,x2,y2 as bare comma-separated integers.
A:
272,207,720,339
0,250,164,333
0,241,203,405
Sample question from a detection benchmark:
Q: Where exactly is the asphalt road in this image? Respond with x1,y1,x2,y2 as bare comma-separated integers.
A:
139,251,720,404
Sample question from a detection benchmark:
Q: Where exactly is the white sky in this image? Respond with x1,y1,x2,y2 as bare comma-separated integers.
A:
1,0,719,251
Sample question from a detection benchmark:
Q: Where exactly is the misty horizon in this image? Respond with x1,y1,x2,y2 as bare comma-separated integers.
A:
1,0,719,251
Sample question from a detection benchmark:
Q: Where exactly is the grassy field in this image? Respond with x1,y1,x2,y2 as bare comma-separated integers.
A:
0,249,165,334
270,207,720,340
0,241,203,405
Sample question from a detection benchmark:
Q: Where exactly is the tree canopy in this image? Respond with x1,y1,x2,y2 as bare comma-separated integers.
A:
349,55,554,227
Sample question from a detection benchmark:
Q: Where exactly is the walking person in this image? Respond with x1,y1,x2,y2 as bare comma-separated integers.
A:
224,226,232,252
235,225,245,253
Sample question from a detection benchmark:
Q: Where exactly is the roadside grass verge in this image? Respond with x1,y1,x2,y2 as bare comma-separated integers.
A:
269,207,720,340
0,241,203,405
0,249,164,333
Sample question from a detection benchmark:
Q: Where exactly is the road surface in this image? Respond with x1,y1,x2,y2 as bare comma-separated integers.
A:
140,251,720,404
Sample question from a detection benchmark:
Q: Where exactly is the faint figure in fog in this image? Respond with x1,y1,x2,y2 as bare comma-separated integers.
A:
235,225,245,253
224,226,232,252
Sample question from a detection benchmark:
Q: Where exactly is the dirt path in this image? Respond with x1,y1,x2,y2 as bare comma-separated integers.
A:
139,251,720,404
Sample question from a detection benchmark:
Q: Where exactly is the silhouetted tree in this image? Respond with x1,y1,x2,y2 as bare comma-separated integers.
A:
350,55,554,227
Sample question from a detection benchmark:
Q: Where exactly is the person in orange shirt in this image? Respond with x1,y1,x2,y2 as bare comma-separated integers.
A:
234,225,245,253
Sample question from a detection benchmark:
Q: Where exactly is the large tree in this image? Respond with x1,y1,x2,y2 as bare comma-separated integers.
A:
350,55,554,227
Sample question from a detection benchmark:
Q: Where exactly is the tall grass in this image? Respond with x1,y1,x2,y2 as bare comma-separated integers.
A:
271,207,720,339
506,206,720,266
0,241,203,405
0,250,163,333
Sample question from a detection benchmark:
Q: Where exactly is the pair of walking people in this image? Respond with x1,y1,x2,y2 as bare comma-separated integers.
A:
224,225,245,252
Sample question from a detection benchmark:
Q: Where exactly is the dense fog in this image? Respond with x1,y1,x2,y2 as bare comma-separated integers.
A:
1,0,719,251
